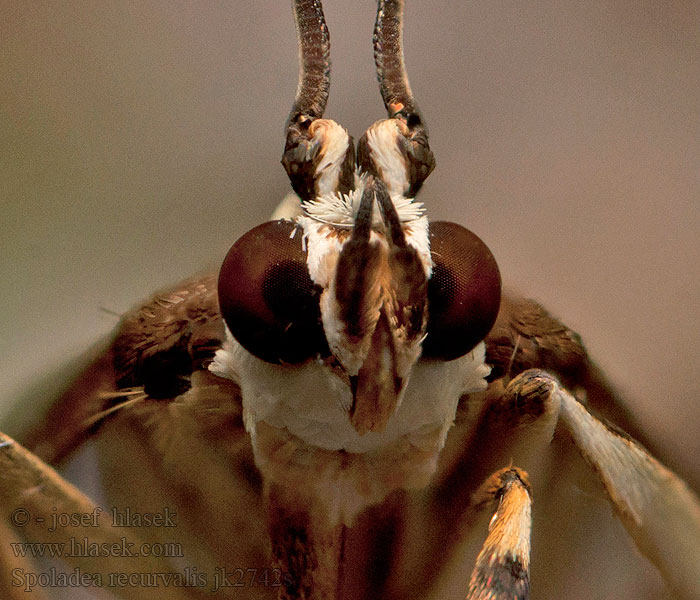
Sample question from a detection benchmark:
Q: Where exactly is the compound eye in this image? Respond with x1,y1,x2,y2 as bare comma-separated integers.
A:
422,221,502,361
218,220,328,364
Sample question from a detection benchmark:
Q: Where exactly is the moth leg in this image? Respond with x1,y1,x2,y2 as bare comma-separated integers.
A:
466,371,564,487
414,372,558,600
93,373,269,593
0,433,195,600
430,369,561,529
481,369,700,600
466,468,532,600
479,370,700,600
485,293,664,460
0,517,50,600
551,375,700,600
425,367,700,600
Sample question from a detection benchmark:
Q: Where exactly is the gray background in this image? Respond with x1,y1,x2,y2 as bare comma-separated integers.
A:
2,0,699,492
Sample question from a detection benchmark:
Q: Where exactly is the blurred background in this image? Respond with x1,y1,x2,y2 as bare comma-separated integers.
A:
1,0,698,593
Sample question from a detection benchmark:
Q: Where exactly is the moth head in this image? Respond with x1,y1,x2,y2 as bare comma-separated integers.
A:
217,0,501,435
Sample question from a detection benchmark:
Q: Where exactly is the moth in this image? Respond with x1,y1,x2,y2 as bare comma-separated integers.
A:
2,2,699,600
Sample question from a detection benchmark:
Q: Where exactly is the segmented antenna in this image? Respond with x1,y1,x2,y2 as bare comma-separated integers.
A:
366,0,434,197
288,0,331,125
373,0,425,130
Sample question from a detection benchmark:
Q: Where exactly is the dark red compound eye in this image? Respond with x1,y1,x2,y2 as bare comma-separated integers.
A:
422,221,502,361
217,220,328,364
